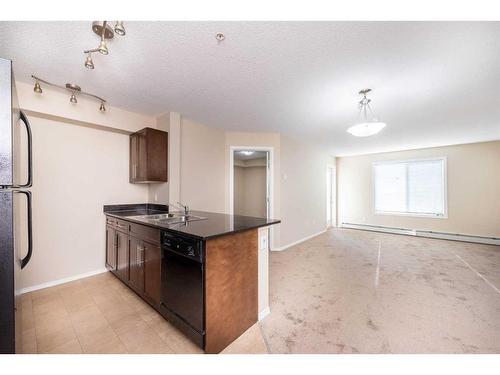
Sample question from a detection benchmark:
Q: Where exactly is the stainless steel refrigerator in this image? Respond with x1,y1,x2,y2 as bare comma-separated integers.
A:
0,57,33,354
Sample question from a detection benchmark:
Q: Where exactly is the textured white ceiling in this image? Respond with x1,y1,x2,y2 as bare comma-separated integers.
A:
1,21,499,156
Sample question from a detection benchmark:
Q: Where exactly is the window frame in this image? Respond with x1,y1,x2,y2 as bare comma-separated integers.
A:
372,156,448,219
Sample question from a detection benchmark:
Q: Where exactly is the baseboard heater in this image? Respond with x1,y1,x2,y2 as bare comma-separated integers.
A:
341,222,500,246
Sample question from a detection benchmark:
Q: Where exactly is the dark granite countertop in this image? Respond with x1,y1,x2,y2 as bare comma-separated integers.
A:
103,204,280,240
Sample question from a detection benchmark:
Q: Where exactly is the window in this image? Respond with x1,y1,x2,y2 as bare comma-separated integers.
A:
373,158,447,217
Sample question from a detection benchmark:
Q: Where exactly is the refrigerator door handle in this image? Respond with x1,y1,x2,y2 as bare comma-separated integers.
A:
14,190,33,269
16,111,33,188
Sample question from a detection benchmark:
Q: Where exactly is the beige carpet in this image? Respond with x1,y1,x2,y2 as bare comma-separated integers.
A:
260,228,500,353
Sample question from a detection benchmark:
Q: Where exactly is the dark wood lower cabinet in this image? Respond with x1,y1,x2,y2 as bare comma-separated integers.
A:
105,225,117,270
116,230,129,281
129,236,145,292
143,241,161,306
105,216,161,308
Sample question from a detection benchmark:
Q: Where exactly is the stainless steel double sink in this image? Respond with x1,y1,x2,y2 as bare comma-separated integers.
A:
129,212,207,225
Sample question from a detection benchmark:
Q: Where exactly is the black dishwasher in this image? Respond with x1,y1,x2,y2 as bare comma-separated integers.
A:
160,231,205,347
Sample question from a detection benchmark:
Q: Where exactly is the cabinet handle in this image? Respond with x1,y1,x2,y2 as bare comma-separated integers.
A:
115,233,119,250
137,245,144,265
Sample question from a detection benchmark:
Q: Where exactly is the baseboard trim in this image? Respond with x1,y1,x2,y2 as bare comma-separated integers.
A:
258,307,270,321
20,268,109,294
341,223,500,246
272,229,328,251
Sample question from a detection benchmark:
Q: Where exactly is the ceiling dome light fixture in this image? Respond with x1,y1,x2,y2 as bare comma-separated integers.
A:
85,53,94,69
31,75,107,112
346,88,387,137
33,80,42,93
239,150,255,156
83,21,127,69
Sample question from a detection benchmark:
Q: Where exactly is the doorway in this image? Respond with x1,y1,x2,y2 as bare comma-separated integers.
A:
231,149,270,218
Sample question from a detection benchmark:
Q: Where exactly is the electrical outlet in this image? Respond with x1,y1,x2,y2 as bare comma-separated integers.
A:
154,193,158,202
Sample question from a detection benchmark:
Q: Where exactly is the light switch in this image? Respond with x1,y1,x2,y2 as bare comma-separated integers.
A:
260,234,268,250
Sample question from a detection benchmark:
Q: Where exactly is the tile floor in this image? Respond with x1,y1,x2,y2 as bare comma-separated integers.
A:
20,271,267,354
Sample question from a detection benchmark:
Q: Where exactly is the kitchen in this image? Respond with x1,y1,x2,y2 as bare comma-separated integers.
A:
1,8,500,374
1,55,281,354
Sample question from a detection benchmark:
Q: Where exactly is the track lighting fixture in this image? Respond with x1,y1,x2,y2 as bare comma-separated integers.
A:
33,81,42,93
85,53,94,69
114,21,126,36
31,75,107,112
83,21,126,69
97,40,108,55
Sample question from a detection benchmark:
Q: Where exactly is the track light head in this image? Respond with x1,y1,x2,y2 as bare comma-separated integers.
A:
70,93,78,104
114,21,126,36
33,81,42,94
85,53,95,69
99,102,106,112
98,40,108,55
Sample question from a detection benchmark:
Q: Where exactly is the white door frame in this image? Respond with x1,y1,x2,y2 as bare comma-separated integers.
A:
229,146,274,220
327,164,336,227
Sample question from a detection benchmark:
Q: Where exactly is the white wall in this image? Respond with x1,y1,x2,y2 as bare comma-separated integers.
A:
21,117,149,289
179,117,227,213
279,136,330,247
337,141,500,237
18,82,155,290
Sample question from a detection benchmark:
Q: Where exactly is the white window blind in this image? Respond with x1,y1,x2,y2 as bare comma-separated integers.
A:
374,158,446,217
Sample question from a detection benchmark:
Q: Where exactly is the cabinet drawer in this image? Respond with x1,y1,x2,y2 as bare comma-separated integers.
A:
106,216,117,226
105,216,129,232
115,219,130,232
130,223,160,244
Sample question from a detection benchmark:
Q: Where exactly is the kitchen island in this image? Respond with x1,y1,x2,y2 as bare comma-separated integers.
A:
103,203,280,353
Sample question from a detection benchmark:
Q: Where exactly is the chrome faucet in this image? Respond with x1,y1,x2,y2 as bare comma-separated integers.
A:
170,201,189,216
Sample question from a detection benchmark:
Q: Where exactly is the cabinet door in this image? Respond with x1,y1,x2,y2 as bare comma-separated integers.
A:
129,237,145,292
144,241,161,306
105,226,117,270
130,134,139,182
137,131,148,181
116,230,129,281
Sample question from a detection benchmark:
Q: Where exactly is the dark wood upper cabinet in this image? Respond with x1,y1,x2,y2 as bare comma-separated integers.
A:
130,127,168,183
